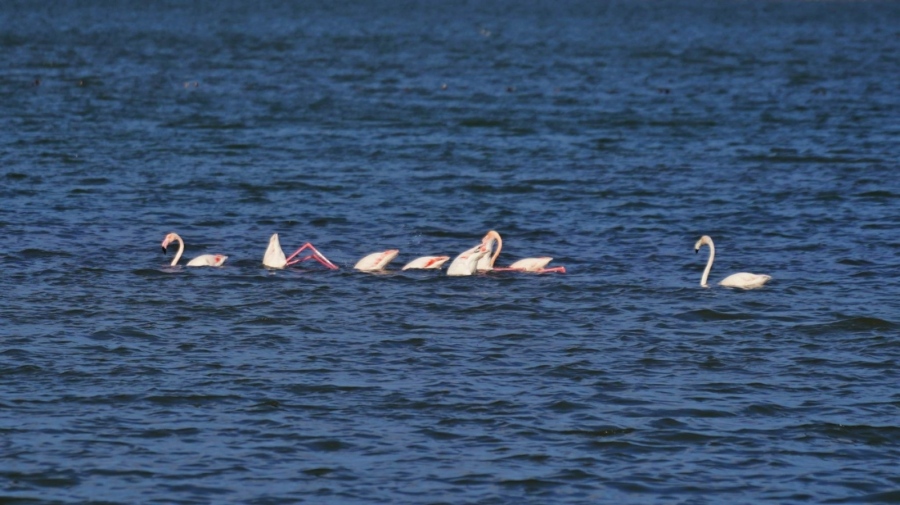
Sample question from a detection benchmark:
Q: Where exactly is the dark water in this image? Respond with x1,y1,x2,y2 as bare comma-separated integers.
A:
2,1,899,503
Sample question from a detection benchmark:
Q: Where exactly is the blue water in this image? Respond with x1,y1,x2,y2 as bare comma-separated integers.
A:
2,1,899,503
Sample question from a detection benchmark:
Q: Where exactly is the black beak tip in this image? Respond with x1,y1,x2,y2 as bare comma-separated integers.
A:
161,246,167,255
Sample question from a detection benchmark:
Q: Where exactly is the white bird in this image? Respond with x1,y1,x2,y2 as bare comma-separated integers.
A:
694,235,771,289
401,255,450,270
263,233,338,270
476,230,566,273
446,241,491,276
354,250,399,271
161,232,227,267
354,250,450,272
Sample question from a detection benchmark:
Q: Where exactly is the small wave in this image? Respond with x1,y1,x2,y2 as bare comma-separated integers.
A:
554,426,636,438
444,473,494,486
137,427,202,438
650,408,737,420
310,216,349,227
78,177,110,185
738,153,876,164
794,316,896,335
545,400,592,413
741,403,793,416
305,439,353,452
855,190,897,199
675,309,754,321
849,490,900,503
6,469,81,489
837,258,875,266
497,477,561,491
20,248,74,259
145,394,241,407
0,364,42,376
110,365,163,375
89,327,160,341
286,384,376,395
302,467,338,477
0,348,31,357
222,143,258,150
132,268,174,277
461,182,536,194
796,422,900,446
379,337,426,347
459,118,508,128
552,468,598,482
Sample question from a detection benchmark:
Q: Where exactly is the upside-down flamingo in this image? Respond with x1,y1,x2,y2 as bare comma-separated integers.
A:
263,233,338,270
401,255,450,270
353,250,450,272
354,250,399,271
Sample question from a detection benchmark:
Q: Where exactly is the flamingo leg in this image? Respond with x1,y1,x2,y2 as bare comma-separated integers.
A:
489,266,567,274
285,243,339,270
291,254,322,264
539,266,567,274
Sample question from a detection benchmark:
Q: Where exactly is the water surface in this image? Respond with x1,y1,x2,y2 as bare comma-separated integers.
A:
2,1,899,503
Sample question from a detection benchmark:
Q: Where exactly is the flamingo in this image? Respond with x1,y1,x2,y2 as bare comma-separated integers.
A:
263,233,338,270
476,230,566,273
401,255,450,270
694,235,771,289
354,250,399,271
354,250,451,271
161,232,227,267
446,241,491,276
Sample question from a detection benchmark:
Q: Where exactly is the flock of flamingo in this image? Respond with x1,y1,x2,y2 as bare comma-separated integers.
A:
161,230,772,289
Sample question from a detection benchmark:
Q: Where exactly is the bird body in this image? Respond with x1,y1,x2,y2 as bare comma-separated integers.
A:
476,230,565,273
263,233,338,270
354,250,451,272
354,250,400,271
401,255,450,270
507,257,555,272
694,235,770,289
186,254,228,267
263,233,288,269
446,243,490,276
161,233,227,267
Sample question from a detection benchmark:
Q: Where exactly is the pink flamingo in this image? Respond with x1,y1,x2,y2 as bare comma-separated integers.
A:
354,250,451,272
263,233,338,270
401,255,450,270
161,232,227,267
446,241,491,276
354,250,399,271
476,230,566,273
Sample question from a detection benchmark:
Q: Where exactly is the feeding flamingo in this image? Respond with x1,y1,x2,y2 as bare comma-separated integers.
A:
263,233,338,270
446,241,491,276
354,250,451,272
354,250,400,271
401,255,450,270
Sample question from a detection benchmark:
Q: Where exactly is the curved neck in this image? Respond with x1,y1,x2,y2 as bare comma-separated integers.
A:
701,241,715,287
468,250,485,273
170,234,185,266
483,230,502,267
